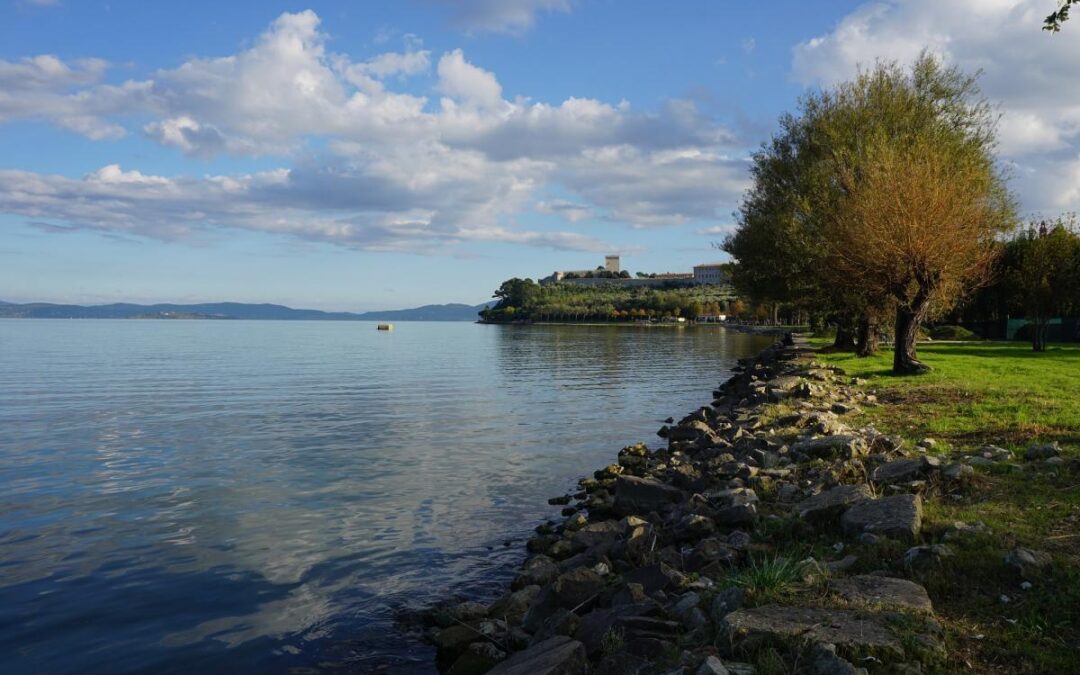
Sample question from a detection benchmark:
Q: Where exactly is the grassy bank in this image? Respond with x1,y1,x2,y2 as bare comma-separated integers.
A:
816,342,1080,674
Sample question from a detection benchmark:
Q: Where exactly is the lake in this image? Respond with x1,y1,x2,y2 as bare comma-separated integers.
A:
0,320,772,674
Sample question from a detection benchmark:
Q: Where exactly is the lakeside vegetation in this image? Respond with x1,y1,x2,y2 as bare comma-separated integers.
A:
720,53,1078,370
478,277,736,323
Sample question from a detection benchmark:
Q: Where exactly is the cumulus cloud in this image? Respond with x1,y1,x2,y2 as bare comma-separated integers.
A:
792,0,1080,213
0,10,744,254
428,0,572,34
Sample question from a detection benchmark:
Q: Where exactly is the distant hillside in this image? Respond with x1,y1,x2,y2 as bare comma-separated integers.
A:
0,301,492,321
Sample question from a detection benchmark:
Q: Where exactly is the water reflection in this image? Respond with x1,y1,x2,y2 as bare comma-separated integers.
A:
0,320,771,674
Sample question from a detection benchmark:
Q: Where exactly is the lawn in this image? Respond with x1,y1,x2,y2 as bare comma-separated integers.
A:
815,341,1080,674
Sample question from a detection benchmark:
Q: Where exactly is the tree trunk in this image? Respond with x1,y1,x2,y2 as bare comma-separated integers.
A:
1032,316,1047,352
856,315,880,357
832,323,857,352
893,302,931,374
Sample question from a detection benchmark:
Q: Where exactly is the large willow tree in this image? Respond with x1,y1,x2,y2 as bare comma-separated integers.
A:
726,53,1016,373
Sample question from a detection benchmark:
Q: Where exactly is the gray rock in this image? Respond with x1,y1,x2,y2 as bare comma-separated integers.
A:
448,641,507,675
624,562,683,593
841,494,922,542
710,586,746,620
667,420,723,447
797,484,874,521
436,625,484,667
790,435,867,461
979,445,1013,461
570,520,622,551
1025,442,1061,461
871,457,933,485
727,530,752,550
487,635,588,675
722,605,903,658
942,520,989,540
490,586,541,623
715,502,757,526
697,655,730,675
942,462,974,483
672,591,701,616
449,600,490,623
1004,547,1052,576
687,537,739,573
903,544,954,569
777,482,802,503
675,513,716,540
513,555,560,589
614,475,684,516
553,567,605,609
574,602,657,657
807,643,864,675
824,554,859,574
831,574,933,613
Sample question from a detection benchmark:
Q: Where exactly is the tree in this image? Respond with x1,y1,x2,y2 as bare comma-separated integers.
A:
492,278,538,310
1045,1,1080,31
1010,218,1080,351
727,53,1014,373
828,130,1014,372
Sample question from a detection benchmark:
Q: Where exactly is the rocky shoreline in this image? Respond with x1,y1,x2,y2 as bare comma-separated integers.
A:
422,335,1057,674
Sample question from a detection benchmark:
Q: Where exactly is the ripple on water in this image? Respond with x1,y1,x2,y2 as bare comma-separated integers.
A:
0,320,773,674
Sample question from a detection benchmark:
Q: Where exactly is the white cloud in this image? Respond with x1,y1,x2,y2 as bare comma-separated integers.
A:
0,10,745,254
428,0,572,34
792,0,1080,213
436,49,504,109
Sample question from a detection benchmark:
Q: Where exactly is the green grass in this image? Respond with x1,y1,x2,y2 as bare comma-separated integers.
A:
818,342,1080,448
726,554,811,604
814,341,1080,674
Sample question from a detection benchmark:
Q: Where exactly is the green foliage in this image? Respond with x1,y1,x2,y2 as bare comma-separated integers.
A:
1045,0,1080,31
727,554,809,604
726,52,1015,373
479,279,735,323
753,646,788,675
599,627,625,657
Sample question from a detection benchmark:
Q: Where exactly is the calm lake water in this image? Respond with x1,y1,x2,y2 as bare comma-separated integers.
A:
0,320,772,674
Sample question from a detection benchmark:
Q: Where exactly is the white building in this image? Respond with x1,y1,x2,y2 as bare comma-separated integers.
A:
693,263,727,285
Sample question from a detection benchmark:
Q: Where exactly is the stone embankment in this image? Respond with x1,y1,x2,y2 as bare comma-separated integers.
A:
423,335,1055,674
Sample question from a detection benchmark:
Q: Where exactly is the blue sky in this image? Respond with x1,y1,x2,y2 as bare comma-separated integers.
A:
1,0,1076,310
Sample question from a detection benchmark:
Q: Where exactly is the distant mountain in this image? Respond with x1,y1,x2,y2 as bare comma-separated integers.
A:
0,301,492,321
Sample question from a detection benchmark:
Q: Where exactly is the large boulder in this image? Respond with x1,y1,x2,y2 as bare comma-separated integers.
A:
830,575,933,614
841,494,922,542
797,484,874,522
722,605,903,659
487,635,588,675
613,475,684,515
